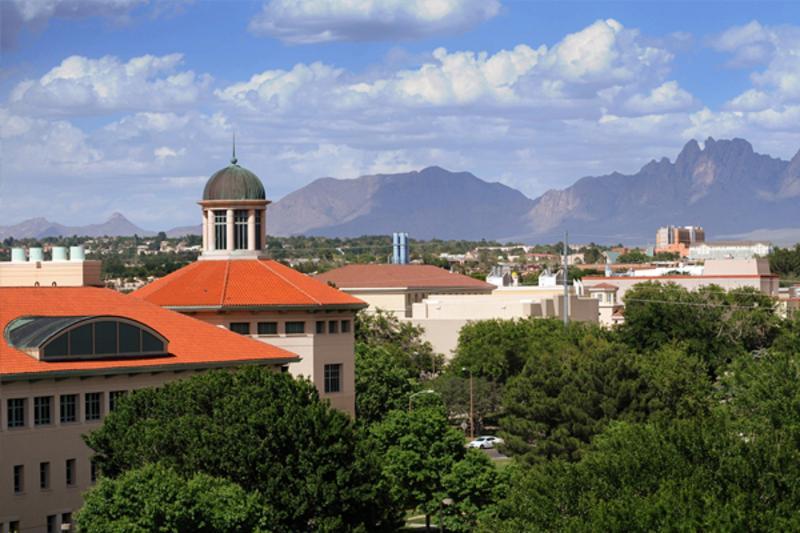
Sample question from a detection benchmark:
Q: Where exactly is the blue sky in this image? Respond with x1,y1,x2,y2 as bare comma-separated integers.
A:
1,0,799,230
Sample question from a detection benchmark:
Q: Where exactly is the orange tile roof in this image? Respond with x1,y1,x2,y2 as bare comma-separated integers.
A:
131,259,366,309
315,264,495,290
0,287,298,378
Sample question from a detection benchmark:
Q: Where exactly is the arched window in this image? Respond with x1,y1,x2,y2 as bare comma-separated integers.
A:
5,316,168,361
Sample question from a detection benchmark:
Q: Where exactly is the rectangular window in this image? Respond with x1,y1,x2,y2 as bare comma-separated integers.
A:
234,209,248,250
34,396,52,426
9,521,19,533
7,398,26,428
328,320,339,334
13,465,24,493
66,459,76,486
60,394,78,423
109,391,127,412
40,462,50,490
324,364,342,394
214,210,227,250
316,320,325,334
285,321,305,335
47,515,57,533
61,513,72,530
85,393,102,421
341,320,351,333
229,322,251,335
257,322,278,335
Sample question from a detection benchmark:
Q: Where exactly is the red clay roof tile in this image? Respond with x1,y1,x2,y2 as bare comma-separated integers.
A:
315,264,495,290
132,259,366,309
0,287,297,378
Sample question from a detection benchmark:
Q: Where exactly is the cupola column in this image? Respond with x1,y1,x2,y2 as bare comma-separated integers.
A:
207,209,216,250
226,208,234,252
201,207,208,250
247,209,256,251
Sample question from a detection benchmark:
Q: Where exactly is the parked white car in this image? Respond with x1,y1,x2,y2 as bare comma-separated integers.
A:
467,436,504,449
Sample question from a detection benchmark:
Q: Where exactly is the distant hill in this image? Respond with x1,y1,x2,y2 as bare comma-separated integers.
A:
268,166,535,240
0,212,154,240
2,139,798,244
518,138,800,242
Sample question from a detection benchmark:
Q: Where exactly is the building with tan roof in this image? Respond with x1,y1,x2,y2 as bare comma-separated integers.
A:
0,286,297,532
315,263,494,318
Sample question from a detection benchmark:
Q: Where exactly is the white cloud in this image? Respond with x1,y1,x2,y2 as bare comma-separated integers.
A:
248,0,501,43
624,81,696,114
9,53,211,115
716,22,800,110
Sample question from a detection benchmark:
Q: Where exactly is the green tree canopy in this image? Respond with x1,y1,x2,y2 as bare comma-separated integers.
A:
77,463,269,532
355,343,419,425
356,309,442,376
85,367,400,532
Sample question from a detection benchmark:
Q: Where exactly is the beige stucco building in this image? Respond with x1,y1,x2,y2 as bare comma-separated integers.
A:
316,264,495,318
132,153,366,414
0,286,296,533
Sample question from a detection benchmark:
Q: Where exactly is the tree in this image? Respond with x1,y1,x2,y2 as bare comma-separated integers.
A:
440,450,505,532
355,343,419,425
356,309,442,377
501,336,711,463
76,463,269,532
369,405,466,528
85,367,401,532
431,372,502,435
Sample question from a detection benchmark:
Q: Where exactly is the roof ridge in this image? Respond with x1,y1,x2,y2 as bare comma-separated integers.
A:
220,260,232,306
258,260,323,306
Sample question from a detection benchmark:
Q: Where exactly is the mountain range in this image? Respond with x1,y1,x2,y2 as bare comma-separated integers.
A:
2,138,798,244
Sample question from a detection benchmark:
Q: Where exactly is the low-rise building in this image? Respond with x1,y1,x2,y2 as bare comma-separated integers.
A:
0,286,297,533
315,264,494,318
688,240,772,260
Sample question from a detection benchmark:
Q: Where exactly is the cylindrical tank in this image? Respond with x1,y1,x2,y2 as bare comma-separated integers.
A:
52,246,68,261
69,245,85,261
29,247,44,262
11,247,26,262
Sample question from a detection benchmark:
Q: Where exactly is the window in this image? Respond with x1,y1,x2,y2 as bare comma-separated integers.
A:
328,320,339,334
40,462,50,490
13,465,24,493
229,322,251,335
34,396,52,426
214,210,227,250
40,319,166,359
109,391,127,412
60,394,78,423
257,322,277,335
285,321,305,334
234,209,248,250
66,459,76,486
316,320,325,334
85,393,102,421
9,521,19,533
47,515,57,533
7,398,26,428
341,320,351,333
61,513,72,531
324,364,342,393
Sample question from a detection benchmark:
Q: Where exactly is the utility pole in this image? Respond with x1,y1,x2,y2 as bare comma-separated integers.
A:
469,370,474,439
563,230,570,328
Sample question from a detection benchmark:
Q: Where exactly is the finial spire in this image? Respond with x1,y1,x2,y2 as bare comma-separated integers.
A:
231,131,238,165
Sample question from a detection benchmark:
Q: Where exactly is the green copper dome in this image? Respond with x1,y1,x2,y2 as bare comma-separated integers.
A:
202,157,266,201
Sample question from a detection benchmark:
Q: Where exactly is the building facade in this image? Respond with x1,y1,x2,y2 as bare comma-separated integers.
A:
688,240,772,260
0,286,297,533
655,225,705,257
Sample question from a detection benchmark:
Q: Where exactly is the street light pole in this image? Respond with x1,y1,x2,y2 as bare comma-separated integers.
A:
462,367,474,439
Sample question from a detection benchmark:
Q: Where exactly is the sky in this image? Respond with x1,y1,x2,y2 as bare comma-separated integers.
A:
1,0,799,230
